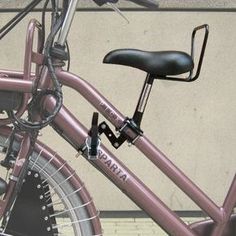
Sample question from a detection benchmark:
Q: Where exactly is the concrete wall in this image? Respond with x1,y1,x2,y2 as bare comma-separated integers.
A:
0,8,236,212
1,0,236,9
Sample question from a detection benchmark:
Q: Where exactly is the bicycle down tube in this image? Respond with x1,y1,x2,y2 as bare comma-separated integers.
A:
39,67,235,236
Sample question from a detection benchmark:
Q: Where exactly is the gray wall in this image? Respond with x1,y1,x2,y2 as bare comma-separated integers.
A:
0,6,236,212
1,0,236,9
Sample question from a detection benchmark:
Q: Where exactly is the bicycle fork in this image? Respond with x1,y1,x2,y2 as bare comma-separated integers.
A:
0,131,33,228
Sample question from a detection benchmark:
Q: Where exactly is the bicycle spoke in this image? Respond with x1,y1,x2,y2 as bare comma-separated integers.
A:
38,155,56,174
44,171,76,199
30,161,85,206
50,200,93,218
30,149,43,169
22,151,98,235
29,161,92,213
0,233,14,236
42,162,67,184
3,136,10,145
47,185,85,207
52,212,100,230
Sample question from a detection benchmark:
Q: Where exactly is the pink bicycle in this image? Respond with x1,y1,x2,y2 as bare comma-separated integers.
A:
0,1,235,235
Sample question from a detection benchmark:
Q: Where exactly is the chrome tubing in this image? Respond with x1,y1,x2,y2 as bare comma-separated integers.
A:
57,0,79,46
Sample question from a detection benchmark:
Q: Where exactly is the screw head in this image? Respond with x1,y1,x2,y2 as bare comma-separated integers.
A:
101,124,106,129
114,142,119,148
34,173,39,178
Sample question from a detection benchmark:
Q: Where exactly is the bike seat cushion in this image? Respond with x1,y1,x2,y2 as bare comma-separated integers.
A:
103,49,194,77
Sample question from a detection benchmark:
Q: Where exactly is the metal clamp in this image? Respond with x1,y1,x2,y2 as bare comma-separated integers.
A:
9,175,18,182
119,118,143,144
85,136,101,160
98,118,143,149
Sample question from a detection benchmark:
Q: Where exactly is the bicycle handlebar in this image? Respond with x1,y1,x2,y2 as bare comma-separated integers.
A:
93,0,159,8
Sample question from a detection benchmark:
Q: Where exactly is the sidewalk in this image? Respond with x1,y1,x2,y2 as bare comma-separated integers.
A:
60,216,205,235
101,218,167,236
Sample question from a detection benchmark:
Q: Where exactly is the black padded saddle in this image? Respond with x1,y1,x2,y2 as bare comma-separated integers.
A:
103,49,194,77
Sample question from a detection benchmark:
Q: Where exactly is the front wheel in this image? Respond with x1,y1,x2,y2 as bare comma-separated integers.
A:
0,128,102,236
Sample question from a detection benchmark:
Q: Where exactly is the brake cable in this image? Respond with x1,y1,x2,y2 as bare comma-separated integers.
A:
10,3,69,131
0,0,44,40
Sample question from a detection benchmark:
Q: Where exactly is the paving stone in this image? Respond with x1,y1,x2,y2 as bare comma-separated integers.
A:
60,217,206,235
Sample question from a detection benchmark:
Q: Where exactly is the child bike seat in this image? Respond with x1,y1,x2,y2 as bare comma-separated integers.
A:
103,49,194,77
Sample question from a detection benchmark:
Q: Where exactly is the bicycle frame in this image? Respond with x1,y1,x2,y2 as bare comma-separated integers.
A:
0,63,235,235
1,62,236,236
52,68,236,236
0,16,235,236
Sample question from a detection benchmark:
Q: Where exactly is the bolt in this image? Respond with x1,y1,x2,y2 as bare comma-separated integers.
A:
114,142,119,148
39,195,44,200
101,124,106,129
47,227,51,232
34,173,39,178
9,160,15,167
42,206,46,211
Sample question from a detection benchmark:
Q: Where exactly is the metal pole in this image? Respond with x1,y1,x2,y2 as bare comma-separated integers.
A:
57,0,79,46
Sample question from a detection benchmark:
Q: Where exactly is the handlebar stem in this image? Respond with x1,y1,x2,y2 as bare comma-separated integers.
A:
57,0,79,47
